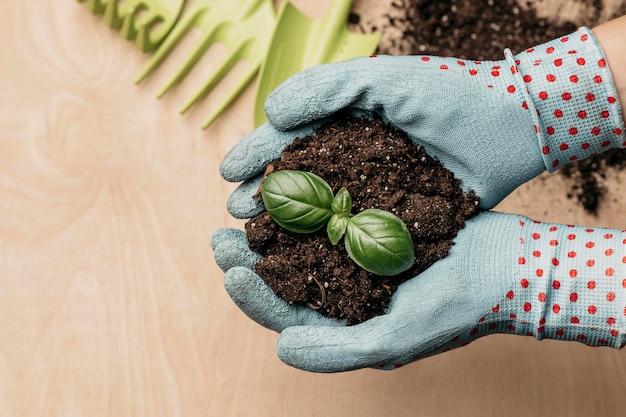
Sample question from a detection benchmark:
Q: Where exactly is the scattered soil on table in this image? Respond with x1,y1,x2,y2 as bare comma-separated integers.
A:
246,116,479,324
350,0,626,213
561,150,626,211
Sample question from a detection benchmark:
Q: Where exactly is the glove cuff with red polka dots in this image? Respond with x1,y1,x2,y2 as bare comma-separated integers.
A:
494,218,626,348
508,27,626,172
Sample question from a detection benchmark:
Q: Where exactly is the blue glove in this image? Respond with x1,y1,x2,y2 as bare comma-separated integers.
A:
214,211,626,372
222,27,625,215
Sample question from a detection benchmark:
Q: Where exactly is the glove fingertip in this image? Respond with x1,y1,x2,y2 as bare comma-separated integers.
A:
264,78,312,131
264,65,347,130
223,266,257,295
265,58,377,131
219,123,283,182
224,267,300,333
226,178,266,219
211,228,246,250
213,239,260,272
276,326,360,373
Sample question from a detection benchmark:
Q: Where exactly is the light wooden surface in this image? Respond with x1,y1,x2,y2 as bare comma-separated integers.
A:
1,1,625,416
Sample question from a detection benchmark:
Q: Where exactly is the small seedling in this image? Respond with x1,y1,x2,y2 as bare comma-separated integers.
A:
261,170,415,276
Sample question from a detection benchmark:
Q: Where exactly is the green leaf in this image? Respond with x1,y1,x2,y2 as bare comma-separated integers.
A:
331,187,352,216
261,170,333,233
345,209,415,276
327,214,349,245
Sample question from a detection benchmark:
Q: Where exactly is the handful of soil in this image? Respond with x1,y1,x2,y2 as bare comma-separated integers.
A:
246,116,479,324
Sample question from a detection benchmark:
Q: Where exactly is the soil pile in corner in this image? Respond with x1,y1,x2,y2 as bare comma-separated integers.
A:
368,0,578,60
246,116,479,324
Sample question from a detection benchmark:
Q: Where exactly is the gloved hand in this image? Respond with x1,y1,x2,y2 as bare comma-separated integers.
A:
222,27,625,216
213,211,626,372
214,28,626,372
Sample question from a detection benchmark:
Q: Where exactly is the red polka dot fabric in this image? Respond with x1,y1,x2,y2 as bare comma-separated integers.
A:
486,219,626,347
374,214,626,369
507,28,625,171
434,218,626,357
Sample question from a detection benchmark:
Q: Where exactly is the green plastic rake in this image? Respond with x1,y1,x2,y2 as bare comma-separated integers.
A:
77,0,380,128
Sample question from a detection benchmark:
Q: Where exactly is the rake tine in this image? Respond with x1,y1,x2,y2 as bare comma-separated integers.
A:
134,11,203,84
120,7,138,41
201,62,260,129
135,23,152,53
179,41,245,114
135,20,151,53
103,0,122,29
157,25,221,98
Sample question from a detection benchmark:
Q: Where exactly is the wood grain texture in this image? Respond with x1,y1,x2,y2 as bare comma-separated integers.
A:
0,1,624,416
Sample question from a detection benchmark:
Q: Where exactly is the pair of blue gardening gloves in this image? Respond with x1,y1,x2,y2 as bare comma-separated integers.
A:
212,27,626,372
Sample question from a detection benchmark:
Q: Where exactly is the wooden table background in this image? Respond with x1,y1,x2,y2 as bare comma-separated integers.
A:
1,1,625,416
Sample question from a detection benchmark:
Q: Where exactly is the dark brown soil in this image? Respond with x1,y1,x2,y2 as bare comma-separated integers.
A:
246,116,479,324
351,0,626,212
561,150,626,211
366,0,579,60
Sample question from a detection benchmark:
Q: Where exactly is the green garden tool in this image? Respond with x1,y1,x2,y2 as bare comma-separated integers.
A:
134,0,276,129
76,0,184,53
253,0,381,127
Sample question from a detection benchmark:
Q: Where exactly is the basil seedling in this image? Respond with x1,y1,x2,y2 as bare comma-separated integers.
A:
261,170,415,276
